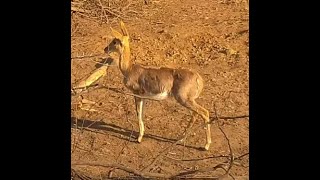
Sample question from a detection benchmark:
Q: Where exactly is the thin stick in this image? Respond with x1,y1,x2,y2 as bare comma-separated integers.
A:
85,119,103,129
73,84,249,121
115,97,135,162
71,53,105,59
165,154,229,162
218,126,235,179
215,104,235,179
72,58,117,68
122,1,136,12
72,162,173,179
71,131,78,154
97,0,109,23
210,115,249,121
103,7,123,18
71,7,92,14
141,122,198,173
72,152,248,179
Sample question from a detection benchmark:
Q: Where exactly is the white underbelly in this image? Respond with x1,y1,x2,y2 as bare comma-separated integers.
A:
149,91,168,100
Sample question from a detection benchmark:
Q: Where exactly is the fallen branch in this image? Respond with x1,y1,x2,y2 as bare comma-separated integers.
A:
73,65,109,94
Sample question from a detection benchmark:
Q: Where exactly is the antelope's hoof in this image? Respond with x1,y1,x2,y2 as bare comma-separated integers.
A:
137,136,143,143
204,143,211,151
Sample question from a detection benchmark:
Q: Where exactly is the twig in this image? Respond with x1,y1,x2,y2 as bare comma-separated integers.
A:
76,96,107,133
214,104,235,179
71,6,92,14
71,130,78,154
76,84,162,100
141,121,199,173
96,0,109,23
236,152,249,160
73,84,249,121
72,152,249,179
89,59,116,66
140,135,186,173
210,115,249,121
165,154,229,162
211,103,248,122
218,126,235,179
171,163,227,178
122,0,134,11
72,162,223,179
72,162,173,179
71,53,106,59
72,168,92,180
126,9,140,14
115,96,135,161
103,7,123,18
71,22,79,37
103,88,248,117
85,119,104,130
72,84,100,97
98,85,175,101
171,152,247,179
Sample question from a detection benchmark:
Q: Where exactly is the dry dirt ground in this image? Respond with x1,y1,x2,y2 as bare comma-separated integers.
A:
71,0,249,179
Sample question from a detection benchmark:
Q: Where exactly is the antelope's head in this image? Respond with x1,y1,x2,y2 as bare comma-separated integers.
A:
104,21,130,55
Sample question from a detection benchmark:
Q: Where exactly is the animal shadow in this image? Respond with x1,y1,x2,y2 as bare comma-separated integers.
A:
71,117,203,150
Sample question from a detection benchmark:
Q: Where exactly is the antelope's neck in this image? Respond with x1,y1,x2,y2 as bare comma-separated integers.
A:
119,45,132,76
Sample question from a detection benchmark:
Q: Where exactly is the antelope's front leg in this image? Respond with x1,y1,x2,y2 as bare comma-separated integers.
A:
134,97,145,143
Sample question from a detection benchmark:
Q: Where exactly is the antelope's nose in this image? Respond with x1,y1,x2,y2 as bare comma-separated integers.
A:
104,47,110,54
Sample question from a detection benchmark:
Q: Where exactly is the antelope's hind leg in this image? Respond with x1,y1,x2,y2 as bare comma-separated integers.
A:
175,95,211,150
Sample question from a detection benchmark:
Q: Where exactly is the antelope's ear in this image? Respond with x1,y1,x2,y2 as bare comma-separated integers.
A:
110,27,123,40
120,21,129,37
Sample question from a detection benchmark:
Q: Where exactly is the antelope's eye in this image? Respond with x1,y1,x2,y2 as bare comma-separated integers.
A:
113,41,116,44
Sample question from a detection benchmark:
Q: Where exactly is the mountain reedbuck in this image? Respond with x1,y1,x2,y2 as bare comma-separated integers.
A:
104,21,212,150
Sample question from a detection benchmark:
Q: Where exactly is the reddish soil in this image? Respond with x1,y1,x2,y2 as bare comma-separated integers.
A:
71,0,249,179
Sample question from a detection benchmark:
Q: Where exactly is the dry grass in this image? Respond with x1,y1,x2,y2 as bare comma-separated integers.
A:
71,0,146,23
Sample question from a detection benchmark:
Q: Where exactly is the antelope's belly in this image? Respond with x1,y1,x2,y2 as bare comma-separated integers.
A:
149,91,169,100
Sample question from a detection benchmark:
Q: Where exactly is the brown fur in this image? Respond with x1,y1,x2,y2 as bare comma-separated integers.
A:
105,21,212,150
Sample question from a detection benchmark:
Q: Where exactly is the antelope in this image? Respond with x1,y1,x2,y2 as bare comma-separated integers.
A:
104,21,212,150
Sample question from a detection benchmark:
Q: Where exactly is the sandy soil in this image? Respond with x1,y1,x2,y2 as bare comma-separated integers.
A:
71,0,249,179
